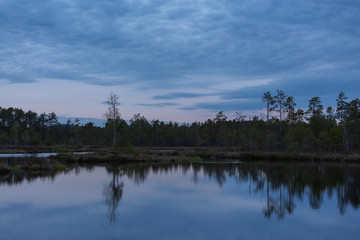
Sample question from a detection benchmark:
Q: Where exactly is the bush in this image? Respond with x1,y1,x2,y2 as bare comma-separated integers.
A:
125,142,138,154
56,146,73,161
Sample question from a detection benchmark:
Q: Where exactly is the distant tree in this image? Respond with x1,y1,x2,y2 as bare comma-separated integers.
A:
308,97,323,117
74,118,81,147
274,90,287,147
325,106,336,130
10,121,20,145
307,97,325,148
336,92,349,152
46,112,59,145
262,91,275,123
104,92,121,146
284,96,296,124
214,112,229,146
346,98,360,151
214,111,227,122
130,113,151,146
294,109,305,122
274,90,287,121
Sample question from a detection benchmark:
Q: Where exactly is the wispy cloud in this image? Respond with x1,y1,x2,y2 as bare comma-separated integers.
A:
138,103,179,107
182,99,259,112
153,92,210,100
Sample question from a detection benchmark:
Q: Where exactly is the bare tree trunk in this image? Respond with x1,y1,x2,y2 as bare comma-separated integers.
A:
343,121,349,152
113,120,116,145
104,92,120,147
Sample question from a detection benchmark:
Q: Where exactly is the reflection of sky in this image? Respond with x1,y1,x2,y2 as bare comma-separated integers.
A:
0,166,359,240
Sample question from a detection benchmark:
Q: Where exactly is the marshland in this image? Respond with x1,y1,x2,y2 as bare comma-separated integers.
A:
1,92,360,239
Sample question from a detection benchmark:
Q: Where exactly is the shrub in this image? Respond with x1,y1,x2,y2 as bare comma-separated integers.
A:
56,146,73,161
125,142,138,154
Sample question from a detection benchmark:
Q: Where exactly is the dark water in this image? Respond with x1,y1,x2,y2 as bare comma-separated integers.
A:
0,162,359,239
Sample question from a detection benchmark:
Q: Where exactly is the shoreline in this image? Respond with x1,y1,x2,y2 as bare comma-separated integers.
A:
1,147,359,176
1,146,359,162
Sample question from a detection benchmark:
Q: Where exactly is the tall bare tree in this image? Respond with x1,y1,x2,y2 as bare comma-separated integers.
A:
104,92,120,146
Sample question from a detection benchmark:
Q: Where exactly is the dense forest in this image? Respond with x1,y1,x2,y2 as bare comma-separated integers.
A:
0,90,359,152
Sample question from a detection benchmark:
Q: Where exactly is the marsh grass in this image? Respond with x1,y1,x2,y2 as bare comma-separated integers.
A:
56,146,74,161
240,151,360,162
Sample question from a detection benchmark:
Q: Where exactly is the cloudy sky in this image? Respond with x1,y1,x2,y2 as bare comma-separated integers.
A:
1,0,359,123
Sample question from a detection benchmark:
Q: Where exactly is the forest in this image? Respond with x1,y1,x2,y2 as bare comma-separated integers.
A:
0,90,359,153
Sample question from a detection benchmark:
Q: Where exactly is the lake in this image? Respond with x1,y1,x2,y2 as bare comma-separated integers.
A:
0,152,91,158
0,162,359,239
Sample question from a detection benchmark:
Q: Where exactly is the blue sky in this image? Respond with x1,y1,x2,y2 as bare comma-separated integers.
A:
0,0,359,123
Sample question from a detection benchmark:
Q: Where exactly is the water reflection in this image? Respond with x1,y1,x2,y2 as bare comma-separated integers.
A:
98,163,360,222
1,162,359,224
103,166,124,224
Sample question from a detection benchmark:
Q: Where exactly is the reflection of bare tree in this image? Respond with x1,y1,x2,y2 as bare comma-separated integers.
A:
103,167,124,224
1,162,360,221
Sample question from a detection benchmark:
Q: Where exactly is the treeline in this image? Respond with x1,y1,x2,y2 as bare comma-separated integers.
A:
0,109,103,147
0,91,359,152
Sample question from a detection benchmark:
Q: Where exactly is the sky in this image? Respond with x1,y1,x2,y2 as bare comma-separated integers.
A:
0,0,359,124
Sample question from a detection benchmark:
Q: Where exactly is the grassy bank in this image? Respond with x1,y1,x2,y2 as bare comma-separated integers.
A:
1,146,360,168
49,147,360,164
239,151,360,163
0,145,100,154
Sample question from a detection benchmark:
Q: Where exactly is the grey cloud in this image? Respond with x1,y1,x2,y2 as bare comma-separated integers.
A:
182,99,260,112
138,103,179,107
0,0,359,105
153,92,210,100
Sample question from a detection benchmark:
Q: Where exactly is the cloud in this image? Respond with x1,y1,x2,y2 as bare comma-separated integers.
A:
0,0,359,119
153,92,210,100
138,103,179,107
182,99,260,112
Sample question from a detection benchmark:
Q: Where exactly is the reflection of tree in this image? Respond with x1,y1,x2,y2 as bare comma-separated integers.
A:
197,163,360,219
1,162,360,220
263,184,296,220
103,167,124,224
124,166,149,185
192,164,201,184
262,167,297,220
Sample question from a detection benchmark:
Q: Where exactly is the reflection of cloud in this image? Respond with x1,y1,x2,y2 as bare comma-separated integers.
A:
120,168,263,213
178,193,263,212
0,168,106,208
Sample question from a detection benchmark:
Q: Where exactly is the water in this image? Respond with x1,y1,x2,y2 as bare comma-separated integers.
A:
0,152,91,158
0,162,359,239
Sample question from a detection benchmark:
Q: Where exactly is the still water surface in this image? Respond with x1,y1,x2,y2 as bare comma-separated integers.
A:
0,152,91,158
0,163,359,239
